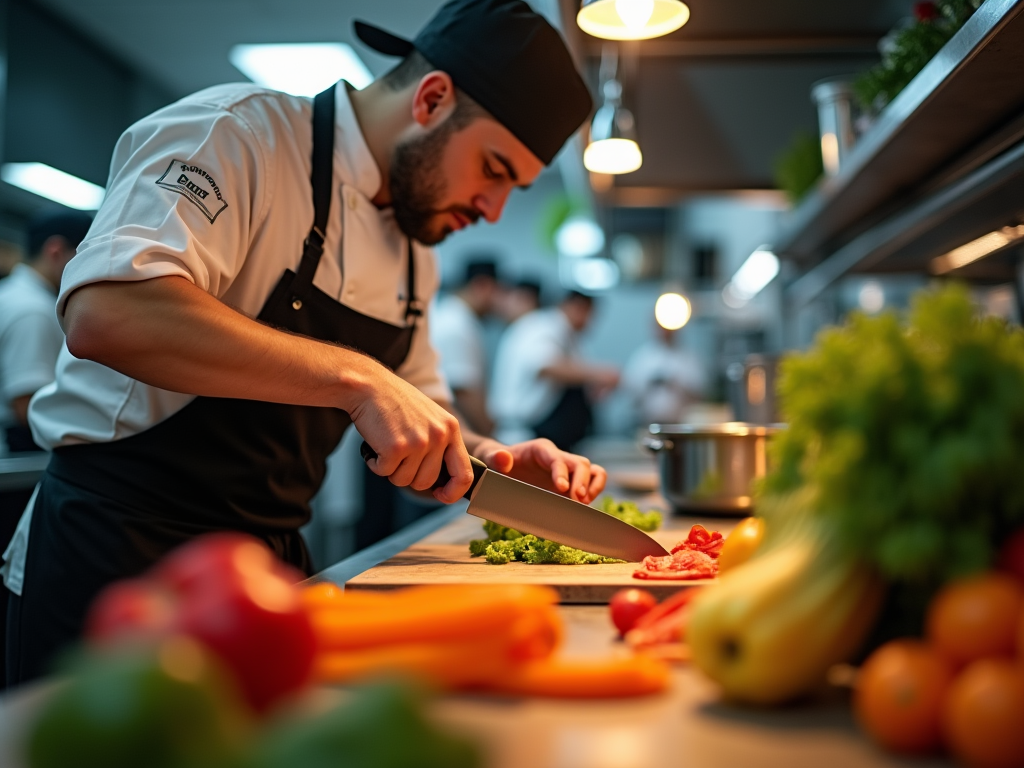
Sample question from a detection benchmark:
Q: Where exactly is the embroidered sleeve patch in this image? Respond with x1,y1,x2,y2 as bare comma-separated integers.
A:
155,159,229,223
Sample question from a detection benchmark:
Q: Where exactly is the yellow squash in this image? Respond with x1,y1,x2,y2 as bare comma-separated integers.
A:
718,516,765,574
688,491,884,705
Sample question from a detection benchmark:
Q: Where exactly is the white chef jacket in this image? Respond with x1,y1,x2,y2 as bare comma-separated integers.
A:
28,82,449,450
429,294,486,391
4,82,451,596
622,338,707,426
489,308,577,444
0,264,63,452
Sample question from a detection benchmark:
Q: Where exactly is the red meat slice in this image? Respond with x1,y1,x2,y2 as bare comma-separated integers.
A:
632,525,722,581
670,524,724,558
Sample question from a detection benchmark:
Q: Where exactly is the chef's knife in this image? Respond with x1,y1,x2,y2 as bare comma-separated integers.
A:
360,442,669,562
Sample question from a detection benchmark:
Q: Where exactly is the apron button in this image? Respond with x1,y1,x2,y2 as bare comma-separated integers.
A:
292,299,303,310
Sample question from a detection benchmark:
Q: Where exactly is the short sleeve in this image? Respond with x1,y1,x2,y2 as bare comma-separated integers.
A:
517,325,566,379
0,311,63,401
57,97,269,326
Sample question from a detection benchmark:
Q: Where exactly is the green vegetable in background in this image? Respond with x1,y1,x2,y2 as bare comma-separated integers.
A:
764,285,1024,584
773,131,824,204
27,639,251,768
854,0,981,112
27,644,480,768
246,683,480,768
469,498,662,565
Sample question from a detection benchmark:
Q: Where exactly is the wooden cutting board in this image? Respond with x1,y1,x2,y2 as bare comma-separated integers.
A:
344,541,714,603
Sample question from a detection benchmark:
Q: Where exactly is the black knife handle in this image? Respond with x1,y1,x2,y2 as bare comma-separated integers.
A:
359,441,487,500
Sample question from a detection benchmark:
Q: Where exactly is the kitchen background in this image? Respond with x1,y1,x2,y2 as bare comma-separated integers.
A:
1,0,1022,566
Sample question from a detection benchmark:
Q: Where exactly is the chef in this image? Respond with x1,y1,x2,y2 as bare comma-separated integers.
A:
490,291,620,449
3,0,601,685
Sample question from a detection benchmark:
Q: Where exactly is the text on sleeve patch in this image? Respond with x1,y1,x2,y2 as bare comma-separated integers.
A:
155,159,229,223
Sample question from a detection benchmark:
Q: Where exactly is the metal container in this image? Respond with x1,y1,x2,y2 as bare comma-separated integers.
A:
741,354,781,425
643,423,782,515
810,77,857,176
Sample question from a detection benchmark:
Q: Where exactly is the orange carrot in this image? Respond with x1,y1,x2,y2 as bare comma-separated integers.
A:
315,633,513,689
491,656,671,698
310,585,559,650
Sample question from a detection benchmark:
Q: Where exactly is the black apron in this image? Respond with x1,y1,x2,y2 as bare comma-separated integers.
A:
531,386,593,452
6,83,421,686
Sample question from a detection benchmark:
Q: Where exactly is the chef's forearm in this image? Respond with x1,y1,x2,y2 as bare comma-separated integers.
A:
63,276,382,411
539,359,614,386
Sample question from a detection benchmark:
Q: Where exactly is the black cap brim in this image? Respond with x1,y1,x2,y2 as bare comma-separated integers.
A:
353,20,416,58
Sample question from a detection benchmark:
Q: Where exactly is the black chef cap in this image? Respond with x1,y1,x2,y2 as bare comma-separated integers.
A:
355,0,593,165
27,211,93,258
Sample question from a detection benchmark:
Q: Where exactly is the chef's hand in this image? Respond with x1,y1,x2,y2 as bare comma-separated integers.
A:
349,371,473,503
471,438,607,504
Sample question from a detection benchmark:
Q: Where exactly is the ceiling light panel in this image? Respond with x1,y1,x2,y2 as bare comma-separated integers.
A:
1,163,105,210
230,43,373,97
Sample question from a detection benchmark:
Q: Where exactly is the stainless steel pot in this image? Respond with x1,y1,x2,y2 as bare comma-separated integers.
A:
643,423,783,515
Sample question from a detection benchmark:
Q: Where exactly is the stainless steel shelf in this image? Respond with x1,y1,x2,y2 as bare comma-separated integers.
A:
787,138,1024,306
776,0,1024,264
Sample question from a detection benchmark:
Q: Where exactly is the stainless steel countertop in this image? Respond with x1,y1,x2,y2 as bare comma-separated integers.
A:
0,453,48,493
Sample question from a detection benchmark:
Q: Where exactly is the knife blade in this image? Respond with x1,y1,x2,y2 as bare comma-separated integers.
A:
360,442,669,562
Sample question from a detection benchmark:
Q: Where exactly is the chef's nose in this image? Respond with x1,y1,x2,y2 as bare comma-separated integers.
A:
473,188,511,224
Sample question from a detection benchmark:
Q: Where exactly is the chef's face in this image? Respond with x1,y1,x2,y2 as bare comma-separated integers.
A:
390,73,545,245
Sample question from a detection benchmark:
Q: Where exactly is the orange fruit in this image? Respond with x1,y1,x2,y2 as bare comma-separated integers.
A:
926,573,1023,666
942,658,1024,768
718,517,765,574
853,639,953,754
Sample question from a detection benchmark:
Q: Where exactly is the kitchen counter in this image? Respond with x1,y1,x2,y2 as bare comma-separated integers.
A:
0,455,955,768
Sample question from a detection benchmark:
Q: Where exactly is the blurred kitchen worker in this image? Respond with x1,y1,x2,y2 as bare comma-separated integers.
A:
0,212,92,455
429,258,499,435
622,324,707,427
4,0,604,687
490,291,620,450
498,277,542,324
0,210,91,690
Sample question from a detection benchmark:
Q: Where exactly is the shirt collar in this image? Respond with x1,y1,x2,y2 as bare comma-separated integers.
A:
334,84,382,201
10,263,56,295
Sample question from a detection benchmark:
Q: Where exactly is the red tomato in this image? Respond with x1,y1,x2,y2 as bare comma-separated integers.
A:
154,532,304,594
84,534,316,715
997,528,1024,583
609,589,657,636
85,578,175,645
173,562,316,714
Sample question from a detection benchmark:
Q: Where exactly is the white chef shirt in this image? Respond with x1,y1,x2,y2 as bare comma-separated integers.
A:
28,82,450,450
5,82,452,597
0,264,63,452
622,338,707,426
489,308,576,444
429,294,486,391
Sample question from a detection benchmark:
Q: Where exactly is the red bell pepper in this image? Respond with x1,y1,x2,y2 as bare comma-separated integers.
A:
86,533,316,714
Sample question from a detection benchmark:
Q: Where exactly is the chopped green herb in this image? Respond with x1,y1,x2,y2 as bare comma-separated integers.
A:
469,497,662,565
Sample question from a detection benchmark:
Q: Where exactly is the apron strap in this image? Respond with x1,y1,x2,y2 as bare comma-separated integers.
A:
405,239,422,323
293,83,337,299
293,81,421,325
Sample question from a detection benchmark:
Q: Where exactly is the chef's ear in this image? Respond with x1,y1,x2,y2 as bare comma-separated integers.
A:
411,71,456,128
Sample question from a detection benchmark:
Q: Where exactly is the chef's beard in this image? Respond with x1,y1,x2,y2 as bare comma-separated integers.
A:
389,121,478,245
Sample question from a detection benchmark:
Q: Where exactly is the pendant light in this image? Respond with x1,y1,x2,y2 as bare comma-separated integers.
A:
577,0,690,41
584,48,643,175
